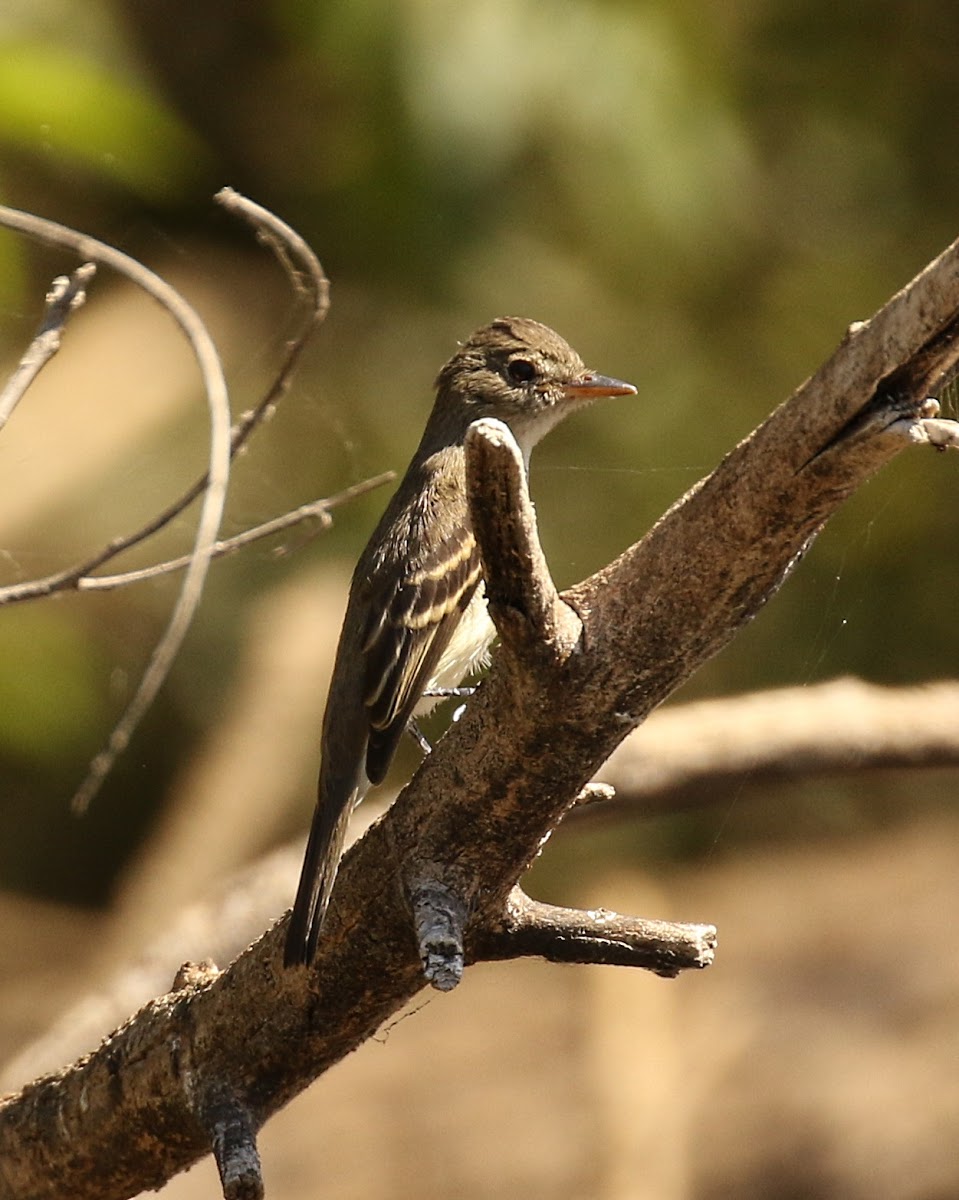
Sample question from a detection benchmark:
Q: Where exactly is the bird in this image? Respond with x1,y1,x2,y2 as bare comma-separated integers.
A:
284,316,636,967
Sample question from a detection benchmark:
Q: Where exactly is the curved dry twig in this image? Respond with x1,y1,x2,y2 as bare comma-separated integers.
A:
0,202,233,814
0,190,335,813
0,189,330,608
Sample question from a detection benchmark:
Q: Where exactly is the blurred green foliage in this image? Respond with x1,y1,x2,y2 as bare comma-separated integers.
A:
0,41,206,197
0,606,106,759
0,0,956,903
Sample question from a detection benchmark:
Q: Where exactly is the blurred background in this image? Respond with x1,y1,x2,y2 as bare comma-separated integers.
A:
0,2,957,1197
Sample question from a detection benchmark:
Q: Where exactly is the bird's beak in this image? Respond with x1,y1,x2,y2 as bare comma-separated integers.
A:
561,371,637,399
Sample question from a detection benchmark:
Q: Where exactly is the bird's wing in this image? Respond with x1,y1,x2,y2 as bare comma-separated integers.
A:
360,522,482,783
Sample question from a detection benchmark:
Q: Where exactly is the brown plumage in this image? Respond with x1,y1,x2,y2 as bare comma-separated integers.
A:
284,317,636,967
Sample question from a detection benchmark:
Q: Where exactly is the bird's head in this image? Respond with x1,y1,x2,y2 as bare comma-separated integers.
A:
433,316,636,453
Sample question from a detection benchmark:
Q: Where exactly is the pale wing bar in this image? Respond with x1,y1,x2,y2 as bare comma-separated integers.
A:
361,524,482,783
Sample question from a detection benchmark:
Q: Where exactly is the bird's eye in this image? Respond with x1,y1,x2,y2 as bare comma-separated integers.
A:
507,358,537,384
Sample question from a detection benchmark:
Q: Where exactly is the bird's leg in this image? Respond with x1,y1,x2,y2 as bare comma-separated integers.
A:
407,686,477,754
407,719,433,755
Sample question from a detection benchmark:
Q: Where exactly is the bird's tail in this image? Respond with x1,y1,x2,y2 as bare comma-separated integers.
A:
284,782,362,968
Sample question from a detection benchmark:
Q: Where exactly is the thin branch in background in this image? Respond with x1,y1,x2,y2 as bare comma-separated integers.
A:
0,262,96,433
0,188,331,608
579,677,959,819
76,474,394,594
0,189,337,814
0,202,233,815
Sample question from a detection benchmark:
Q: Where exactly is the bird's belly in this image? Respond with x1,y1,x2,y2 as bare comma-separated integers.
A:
415,585,496,715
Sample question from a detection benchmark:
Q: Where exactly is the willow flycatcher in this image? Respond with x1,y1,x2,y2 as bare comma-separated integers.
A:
285,317,635,967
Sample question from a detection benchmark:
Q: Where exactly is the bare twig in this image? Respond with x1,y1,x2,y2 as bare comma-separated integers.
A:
0,189,330,608
409,876,468,992
65,474,393,594
170,959,265,1200
0,262,96,432
0,203,233,815
888,400,959,449
200,1085,264,1200
477,887,716,977
0,190,336,811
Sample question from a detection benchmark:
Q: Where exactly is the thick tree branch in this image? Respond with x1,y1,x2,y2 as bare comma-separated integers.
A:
2,232,959,1199
5,672,955,1092
6,672,956,1107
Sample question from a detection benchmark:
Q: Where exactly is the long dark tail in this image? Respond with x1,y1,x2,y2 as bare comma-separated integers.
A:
284,785,359,968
